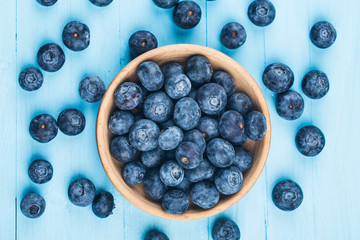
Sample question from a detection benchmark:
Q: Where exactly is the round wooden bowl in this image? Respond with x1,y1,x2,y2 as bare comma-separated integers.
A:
96,44,271,220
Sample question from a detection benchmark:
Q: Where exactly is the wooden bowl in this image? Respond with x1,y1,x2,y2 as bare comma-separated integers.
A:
96,44,271,220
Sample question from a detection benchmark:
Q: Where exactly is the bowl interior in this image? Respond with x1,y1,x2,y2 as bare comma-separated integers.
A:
96,44,271,220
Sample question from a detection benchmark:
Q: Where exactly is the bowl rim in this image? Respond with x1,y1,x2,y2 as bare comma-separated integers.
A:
96,44,271,220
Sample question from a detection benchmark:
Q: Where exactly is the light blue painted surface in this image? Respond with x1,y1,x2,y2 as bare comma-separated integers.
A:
1,0,360,239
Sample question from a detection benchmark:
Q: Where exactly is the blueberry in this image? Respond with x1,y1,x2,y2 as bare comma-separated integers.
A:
244,111,267,141
28,159,53,184
272,179,303,211
57,108,86,136
302,70,330,99
248,0,276,27
227,92,253,116
123,161,146,185
145,230,169,240
206,138,235,168
175,176,192,194
214,166,243,195
137,61,164,91
129,31,158,58
220,22,247,49
110,136,138,163
92,191,115,218
160,160,184,186
219,110,246,145
233,148,253,172
212,219,241,240
188,87,198,99
158,118,176,130
276,90,304,120
196,117,219,141
18,67,43,91
29,114,58,143
211,71,235,97
196,83,227,115
161,62,184,79
165,74,192,100
190,181,219,209
162,189,189,214
185,55,213,87
295,125,325,157
183,129,206,153
108,110,134,135
136,86,151,111
62,21,90,51
20,193,46,218
172,1,201,29
36,0,57,6
310,21,337,49
89,0,113,7
236,132,247,146
37,43,65,72
143,91,173,123
158,126,184,151
173,97,201,130
153,0,178,8
141,147,165,168
144,168,167,200
79,76,106,103
262,63,294,93
114,82,143,110
175,141,202,169
185,158,216,182
68,178,96,207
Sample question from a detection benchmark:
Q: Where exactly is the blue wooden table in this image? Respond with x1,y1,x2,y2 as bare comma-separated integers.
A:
1,0,360,239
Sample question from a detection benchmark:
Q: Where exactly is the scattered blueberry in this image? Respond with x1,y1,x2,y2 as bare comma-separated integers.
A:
162,189,189,214
248,0,276,27
129,119,160,151
276,90,304,120
227,92,253,116
129,31,158,58
310,21,337,49
160,160,184,186
173,97,201,130
212,219,241,240
185,158,216,182
302,70,330,99
108,110,134,135
272,179,303,211
20,193,46,218
158,126,184,151
110,136,138,163
244,111,267,141
28,159,53,184
196,83,227,115
161,62,184,79
233,148,253,172
220,22,247,49
295,125,325,157
36,0,57,6
62,21,90,51
79,75,106,103
57,108,86,136
143,91,174,123
89,0,113,7
185,55,212,87
172,1,201,29
183,129,206,153
175,176,192,194
92,191,115,218
144,168,167,200
68,178,96,207
114,82,143,110
206,138,235,168
137,61,164,91
141,147,165,168
212,71,235,97
196,117,219,141
165,74,192,99
18,67,43,91
29,114,58,143
262,63,294,93
145,230,169,240
190,181,219,209
37,43,65,72
175,141,202,169
215,166,243,195
219,110,246,145
123,161,146,185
